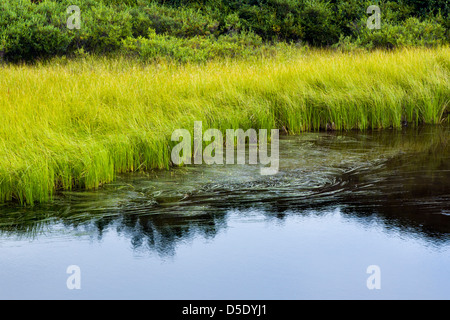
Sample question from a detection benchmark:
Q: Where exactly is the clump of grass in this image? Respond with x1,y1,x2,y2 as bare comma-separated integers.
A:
0,46,448,205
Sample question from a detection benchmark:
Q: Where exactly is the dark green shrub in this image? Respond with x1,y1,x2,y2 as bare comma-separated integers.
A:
401,0,449,17
231,0,304,41
76,3,133,53
301,0,340,46
354,17,447,48
128,3,219,39
334,0,374,37
0,0,72,62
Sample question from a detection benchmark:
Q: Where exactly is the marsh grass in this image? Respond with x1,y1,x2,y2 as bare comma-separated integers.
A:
0,47,449,205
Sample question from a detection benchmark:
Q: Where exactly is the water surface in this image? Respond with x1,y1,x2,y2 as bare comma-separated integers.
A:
1,125,449,299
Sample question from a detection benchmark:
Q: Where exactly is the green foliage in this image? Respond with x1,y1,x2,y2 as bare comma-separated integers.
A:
122,28,264,63
301,0,340,46
401,0,449,17
0,0,72,62
221,0,305,41
76,3,133,52
354,17,447,49
0,0,448,62
334,0,369,36
127,3,219,38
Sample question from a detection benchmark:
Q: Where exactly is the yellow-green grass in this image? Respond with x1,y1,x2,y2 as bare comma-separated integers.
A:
0,47,449,205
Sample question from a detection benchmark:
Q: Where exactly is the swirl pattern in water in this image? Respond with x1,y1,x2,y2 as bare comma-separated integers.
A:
0,126,449,299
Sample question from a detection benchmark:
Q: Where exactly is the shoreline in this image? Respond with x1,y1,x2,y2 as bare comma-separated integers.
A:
0,47,449,205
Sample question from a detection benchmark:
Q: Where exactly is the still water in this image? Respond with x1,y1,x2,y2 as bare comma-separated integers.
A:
1,126,449,299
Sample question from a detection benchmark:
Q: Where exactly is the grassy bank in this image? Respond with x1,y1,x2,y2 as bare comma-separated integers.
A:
0,47,449,205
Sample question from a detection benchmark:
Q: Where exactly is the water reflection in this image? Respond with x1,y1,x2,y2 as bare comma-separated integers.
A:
0,125,449,255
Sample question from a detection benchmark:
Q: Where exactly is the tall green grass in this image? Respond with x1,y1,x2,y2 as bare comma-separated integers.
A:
0,47,449,205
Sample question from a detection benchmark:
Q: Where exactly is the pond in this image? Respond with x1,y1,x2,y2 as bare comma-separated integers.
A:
0,125,449,299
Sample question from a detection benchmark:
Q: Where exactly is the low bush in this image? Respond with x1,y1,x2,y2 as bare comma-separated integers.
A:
128,3,220,38
300,0,340,46
0,0,72,62
122,28,264,63
75,2,133,53
354,17,447,49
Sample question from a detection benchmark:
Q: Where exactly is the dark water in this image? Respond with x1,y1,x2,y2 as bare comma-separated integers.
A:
1,125,450,299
